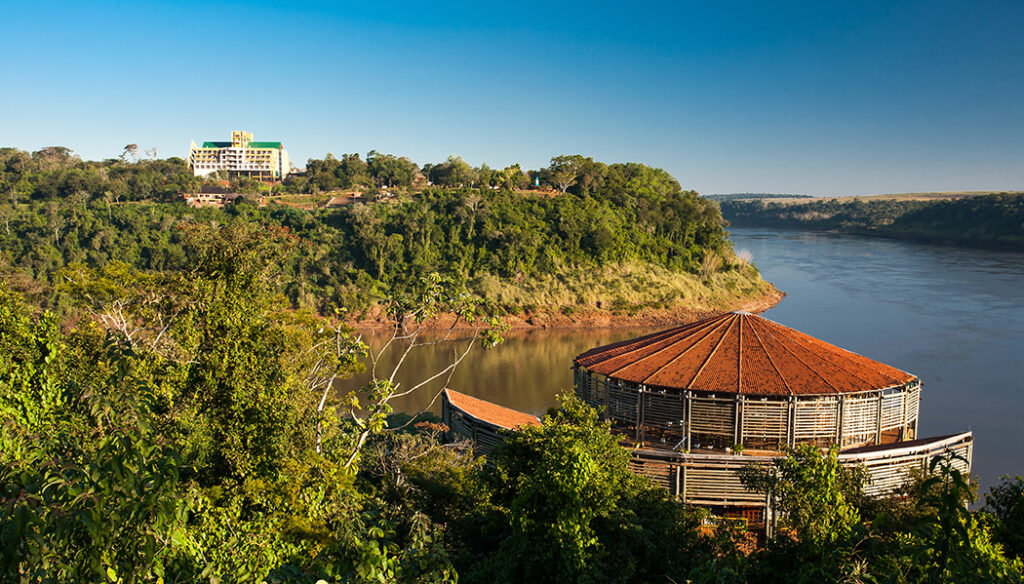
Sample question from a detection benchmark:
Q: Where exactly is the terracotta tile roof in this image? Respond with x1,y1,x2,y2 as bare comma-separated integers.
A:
444,389,541,430
575,312,916,397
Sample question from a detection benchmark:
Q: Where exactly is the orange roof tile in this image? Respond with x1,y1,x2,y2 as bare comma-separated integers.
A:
575,312,916,396
444,389,541,430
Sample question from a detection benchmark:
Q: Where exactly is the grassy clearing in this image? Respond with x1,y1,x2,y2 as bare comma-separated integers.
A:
468,260,769,312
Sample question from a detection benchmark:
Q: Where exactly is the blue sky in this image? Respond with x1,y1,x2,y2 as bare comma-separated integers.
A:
2,0,1022,195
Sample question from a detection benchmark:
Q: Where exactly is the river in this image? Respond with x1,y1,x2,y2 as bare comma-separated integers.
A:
343,228,1024,492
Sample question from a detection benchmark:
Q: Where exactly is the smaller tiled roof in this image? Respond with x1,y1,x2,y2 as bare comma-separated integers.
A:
201,141,231,148
248,141,283,149
444,389,540,430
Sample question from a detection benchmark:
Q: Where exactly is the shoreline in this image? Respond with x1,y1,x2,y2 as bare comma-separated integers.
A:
723,223,1024,253
349,284,786,331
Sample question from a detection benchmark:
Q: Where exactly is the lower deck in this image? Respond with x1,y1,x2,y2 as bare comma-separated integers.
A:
442,390,973,535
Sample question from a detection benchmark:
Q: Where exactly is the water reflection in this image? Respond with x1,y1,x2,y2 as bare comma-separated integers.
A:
337,327,661,417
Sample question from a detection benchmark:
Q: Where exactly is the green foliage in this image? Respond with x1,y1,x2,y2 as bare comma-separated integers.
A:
897,455,1023,583
4,145,1023,582
482,394,708,584
741,444,865,548
1,291,188,582
984,475,1024,561
0,285,66,439
0,146,199,203
0,175,748,316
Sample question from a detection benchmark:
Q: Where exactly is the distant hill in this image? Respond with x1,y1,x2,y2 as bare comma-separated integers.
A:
704,193,814,202
719,192,1024,250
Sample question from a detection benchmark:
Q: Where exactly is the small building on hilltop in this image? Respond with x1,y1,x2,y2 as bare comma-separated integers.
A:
443,311,973,536
189,130,290,181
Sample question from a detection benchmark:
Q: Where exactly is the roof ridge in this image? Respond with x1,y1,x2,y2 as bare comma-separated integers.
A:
779,326,883,389
746,315,794,395
609,316,730,378
757,319,841,394
737,316,743,394
687,314,739,388
577,324,695,367
639,314,735,385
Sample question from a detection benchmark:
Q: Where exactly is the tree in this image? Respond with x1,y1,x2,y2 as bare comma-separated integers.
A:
740,444,864,547
485,394,703,584
548,155,579,193
984,475,1024,561
368,151,418,189
0,284,189,582
120,143,139,163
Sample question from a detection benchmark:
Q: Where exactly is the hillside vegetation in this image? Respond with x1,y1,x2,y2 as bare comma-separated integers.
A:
719,192,1024,249
0,147,770,318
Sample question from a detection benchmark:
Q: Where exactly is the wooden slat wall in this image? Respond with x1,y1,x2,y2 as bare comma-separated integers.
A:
852,438,973,496
574,369,606,411
842,395,879,447
741,400,788,449
607,384,639,423
629,433,971,510
642,391,687,447
628,457,675,490
474,427,504,455
880,390,906,430
575,370,920,452
794,397,840,441
906,385,920,424
681,458,768,505
690,397,735,436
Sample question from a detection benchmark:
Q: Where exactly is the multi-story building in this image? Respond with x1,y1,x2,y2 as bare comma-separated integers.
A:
189,130,290,181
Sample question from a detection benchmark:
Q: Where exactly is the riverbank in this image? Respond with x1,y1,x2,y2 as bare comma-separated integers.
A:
349,282,785,330
719,192,1024,251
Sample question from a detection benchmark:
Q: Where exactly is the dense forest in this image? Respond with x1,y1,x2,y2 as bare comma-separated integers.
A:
719,194,1024,249
0,147,767,316
2,241,1023,582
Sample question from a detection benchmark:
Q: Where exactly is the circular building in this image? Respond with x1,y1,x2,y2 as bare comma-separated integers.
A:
444,310,972,535
573,311,921,453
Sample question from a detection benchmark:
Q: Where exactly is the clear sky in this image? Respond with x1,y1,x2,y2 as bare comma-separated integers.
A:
2,0,1022,196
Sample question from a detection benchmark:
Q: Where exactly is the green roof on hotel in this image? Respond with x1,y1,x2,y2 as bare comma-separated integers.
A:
199,141,283,149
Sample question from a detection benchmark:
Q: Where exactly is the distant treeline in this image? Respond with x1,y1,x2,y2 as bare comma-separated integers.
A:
720,194,1024,249
705,193,814,202
0,145,700,200
0,146,199,202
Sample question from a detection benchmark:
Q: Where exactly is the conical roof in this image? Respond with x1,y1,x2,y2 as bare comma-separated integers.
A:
574,312,915,396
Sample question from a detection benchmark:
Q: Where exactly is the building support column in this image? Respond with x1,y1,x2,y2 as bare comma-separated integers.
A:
684,391,692,452
636,384,646,444
788,396,797,448
734,395,744,448
875,390,885,444
837,395,845,446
